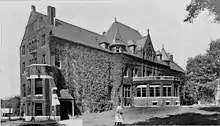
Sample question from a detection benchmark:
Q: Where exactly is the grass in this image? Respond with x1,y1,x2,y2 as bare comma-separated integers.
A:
79,106,220,126
132,113,220,125
79,107,182,126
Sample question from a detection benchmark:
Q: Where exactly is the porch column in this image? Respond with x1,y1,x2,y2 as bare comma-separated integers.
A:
43,102,46,116
147,83,150,97
177,85,180,97
72,101,75,117
171,83,174,96
160,83,163,97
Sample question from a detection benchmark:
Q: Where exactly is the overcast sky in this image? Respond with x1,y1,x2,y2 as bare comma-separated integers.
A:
1,0,220,99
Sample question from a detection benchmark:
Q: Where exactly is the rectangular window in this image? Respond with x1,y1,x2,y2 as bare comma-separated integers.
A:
137,88,141,97
42,54,46,64
32,53,37,64
163,86,172,97
163,87,167,96
150,87,154,97
22,62,25,73
131,68,134,77
22,45,25,55
29,60,32,65
142,88,146,97
35,103,43,116
123,86,131,98
168,87,171,96
29,42,31,52
155,87,160,97
23,84,26,97
42,34,46,46
35,79,43,95
124,68,128,77
134,68,138,77
28,80,31,95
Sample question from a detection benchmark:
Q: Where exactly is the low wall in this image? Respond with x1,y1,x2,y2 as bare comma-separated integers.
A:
133,97,180,107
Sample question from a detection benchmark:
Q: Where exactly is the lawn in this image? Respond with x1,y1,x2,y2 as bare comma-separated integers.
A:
79,106,220,126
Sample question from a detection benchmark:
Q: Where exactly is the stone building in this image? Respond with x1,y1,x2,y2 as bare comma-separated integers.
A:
20,5,184,118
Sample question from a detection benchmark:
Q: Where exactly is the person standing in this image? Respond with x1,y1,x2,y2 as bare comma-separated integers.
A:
115,102,124,125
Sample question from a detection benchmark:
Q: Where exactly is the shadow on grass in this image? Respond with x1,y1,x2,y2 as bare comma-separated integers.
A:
199,107,220,112
128,113,220,125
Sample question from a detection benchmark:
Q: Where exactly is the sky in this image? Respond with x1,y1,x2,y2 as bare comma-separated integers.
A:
1,0,220,99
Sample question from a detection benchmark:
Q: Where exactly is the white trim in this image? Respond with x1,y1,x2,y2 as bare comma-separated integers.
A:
163,85,172,87
152,101,158,103
134,96,179,99
26,64,51,67
26,75,53,79
166,100,171,103
149,85,160,87
137,85,147,88
35,94,43,97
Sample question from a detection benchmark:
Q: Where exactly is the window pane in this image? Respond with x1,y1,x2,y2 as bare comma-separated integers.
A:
128,88,130,97
163,87,167,96
137,88,141,97
35,79,42,94
142,88,146,97
156,87,160,97
168,87,171,96
150,87,154,97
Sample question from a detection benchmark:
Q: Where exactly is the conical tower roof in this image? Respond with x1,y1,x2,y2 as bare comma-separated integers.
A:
109,28,126,48
161,45,170,61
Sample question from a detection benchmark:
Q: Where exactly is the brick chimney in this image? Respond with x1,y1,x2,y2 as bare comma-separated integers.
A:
47,6,56,25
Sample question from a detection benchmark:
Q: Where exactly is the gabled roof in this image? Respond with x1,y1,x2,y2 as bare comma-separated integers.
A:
105,21,142,44
161,47,170,61
136,36,147,51
170,61,185,73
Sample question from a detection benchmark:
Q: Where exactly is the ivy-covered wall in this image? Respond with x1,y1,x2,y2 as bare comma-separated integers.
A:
48,37,136,113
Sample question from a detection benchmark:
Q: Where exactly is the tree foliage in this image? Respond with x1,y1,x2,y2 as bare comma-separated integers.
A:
184,0,220,23
184,39,220,104
1,95,20,116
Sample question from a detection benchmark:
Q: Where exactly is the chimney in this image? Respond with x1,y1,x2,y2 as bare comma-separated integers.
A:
31,5,36,12
47,6,56,25
169,54,173,62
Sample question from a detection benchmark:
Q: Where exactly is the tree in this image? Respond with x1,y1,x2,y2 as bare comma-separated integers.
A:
182,81,199,105
184,0,220,23
186,54,216,84
185,39,220,103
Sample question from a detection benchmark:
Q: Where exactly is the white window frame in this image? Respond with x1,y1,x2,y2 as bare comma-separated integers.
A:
149,85,160,97
123,86,131,98
124,69,129,77
163,86,172,97
136,85,147,97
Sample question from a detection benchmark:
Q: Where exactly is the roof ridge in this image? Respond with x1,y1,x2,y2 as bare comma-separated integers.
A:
36,12,103,37
56,19,103,37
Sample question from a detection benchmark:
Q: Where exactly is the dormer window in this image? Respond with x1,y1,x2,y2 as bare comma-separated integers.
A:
116,47,121,53
100,43,109,49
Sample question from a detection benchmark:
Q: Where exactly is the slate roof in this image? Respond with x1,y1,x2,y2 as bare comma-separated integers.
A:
105,21,142,44
33,11,184,73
